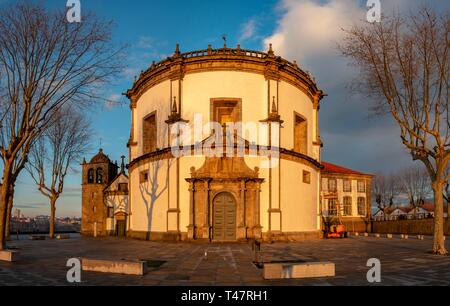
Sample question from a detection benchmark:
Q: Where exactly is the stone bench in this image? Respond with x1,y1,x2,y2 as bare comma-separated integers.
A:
29,235,46,241
0,250,20,262
263,262,335,280
82,258,148,276
56,234,70,240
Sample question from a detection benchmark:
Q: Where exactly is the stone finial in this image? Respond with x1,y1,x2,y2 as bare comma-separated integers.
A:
120,155,125,173
222,34,227,48
208,44,212,53
174,43,180,56
271,96,278,114
172,96,178,114
237,44,241,51
268,43,274,56
82,157,86,165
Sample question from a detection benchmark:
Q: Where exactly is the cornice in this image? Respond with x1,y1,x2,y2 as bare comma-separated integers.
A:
125,46,325,107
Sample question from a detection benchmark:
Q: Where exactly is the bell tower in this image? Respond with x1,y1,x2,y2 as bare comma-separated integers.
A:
81,149,118,237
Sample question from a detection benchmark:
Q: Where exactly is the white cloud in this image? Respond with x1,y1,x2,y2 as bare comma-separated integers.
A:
137,36,154,49
263,0,364,65
239,18,258,42
105,94,123,110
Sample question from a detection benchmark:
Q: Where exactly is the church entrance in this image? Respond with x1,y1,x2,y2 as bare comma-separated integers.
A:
116,220,126,238
212,192,236,241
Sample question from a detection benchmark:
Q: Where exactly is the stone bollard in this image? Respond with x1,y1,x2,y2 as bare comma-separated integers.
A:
444,237,446,241
386,234,393,239
364,233,369,237
375,234,381,238
403,235,409,240
355,232,359,237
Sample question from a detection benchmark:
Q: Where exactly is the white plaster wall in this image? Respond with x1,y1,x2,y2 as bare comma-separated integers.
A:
129,159,170,232
280,159,319,232
179,156,206,232
181,71,267,141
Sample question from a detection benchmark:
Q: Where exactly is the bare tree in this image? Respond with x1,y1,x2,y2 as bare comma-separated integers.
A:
340,8,449,255
444,165,449,202
0,2,123,249
26,107,90,239
399,165,432,214
373,173,402,220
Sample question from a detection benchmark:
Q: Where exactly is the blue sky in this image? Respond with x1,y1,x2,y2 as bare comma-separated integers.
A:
3,0,449,217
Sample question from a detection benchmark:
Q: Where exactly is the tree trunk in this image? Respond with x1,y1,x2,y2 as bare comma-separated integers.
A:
432,179,447,255
5,191,14,241
49,197,57,239
0,163,13,250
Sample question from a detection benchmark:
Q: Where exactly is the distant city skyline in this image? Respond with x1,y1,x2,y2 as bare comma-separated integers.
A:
3,0,448,217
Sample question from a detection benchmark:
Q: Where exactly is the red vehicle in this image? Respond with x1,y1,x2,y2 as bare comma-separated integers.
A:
325,224,347,239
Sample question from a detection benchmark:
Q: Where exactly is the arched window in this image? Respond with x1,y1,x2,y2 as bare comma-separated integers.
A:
96,168,104,184
343,196,352,216
87,169,94,184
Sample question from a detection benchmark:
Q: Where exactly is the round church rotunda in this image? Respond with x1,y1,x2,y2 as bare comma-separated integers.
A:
125,44,325,242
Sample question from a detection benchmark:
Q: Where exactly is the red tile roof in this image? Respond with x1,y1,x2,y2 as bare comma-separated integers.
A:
322,161,372,176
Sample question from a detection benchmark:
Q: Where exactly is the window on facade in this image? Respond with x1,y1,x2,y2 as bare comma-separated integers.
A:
321,178,327,191
328,179,337,192
140,171,149,184
118,183,128,192
213,101,239,126
343,196,352,216
143,113,157,154
358,197,367,216
358,180,366,193
87,169,94,184
107,207,114,218
328,199,337,216
343,179,352,192
96,168,104,184
294,114,307,155
303,171,311,184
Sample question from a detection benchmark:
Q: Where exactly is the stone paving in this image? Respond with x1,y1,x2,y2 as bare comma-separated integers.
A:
0,234,450,286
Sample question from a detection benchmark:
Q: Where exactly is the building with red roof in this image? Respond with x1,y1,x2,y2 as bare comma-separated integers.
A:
320,161,374,233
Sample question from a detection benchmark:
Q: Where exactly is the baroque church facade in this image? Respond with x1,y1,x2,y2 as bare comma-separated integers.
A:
81,44,372,241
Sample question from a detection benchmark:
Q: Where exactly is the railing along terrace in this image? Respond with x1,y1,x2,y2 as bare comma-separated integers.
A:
137,46,316,86
180,47,269,60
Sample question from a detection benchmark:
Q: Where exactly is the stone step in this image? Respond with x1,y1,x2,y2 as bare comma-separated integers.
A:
29,235,46,241
82,258,148,276
0,250,20,262
56,234,70,240
263,262,335,280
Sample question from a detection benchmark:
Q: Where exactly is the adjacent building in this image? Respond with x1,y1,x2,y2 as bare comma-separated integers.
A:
320,162,373,233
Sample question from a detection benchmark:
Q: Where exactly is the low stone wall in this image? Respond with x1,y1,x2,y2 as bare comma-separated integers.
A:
263,231,322,242
372,219,450,235
340,220,371,233
127,231,184,242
